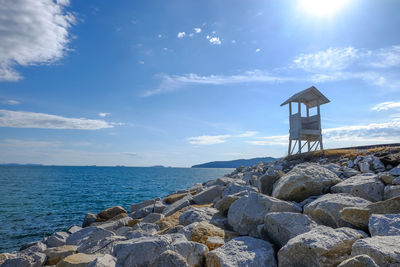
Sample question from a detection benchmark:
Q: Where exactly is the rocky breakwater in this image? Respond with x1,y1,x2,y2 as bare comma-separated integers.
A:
1,147,400,266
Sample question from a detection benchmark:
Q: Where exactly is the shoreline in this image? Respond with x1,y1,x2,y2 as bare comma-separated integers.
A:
1,146,400,266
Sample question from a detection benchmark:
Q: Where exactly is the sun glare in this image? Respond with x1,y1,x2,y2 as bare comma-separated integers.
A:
300,0,350,16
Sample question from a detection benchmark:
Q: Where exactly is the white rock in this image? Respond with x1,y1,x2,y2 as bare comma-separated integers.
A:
278,227,366,267
206,236,276,267
222,182,256,198
67,225,83,234
359,161,371,173
178,207,219,226
351,236,400,267
331,173,385,202
304,193,371,228
337,254,379,267
272,163,341,202
262,212,318,247
192,185,224,205
162,195,193,216
151,250,189,267
368,214,400,236
130,198,160,213
214,194,240,215
78,235,126,254
169,240,208,266
125,223,160,239
228,192,300,236
66,226,115,246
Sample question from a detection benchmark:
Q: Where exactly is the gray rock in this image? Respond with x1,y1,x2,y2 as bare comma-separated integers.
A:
125,223,160,239
45,245,78,265
192,185,224,205
373,158,386,172
257,170,283,195
153,201,167,213
304,193,371,228
369,214,400,236
178,207,219,226
384,185,400,200
1,252,46,267
46,232,69,248
92,217,132,232
20,241,47,254
151,250,189,267
178,222,199,240
222,182,256,198
82,213,98,227
130,205,154,219
228,192,301,236
78,235,126,254
337,254,379,267
141,213,164,223
331,173,385,202
322,163,343,177
351,236,400,267
262,212,318,247
389,165,400,176
214,195,240,215
66,226,115,246
278,227,366,267
112,234,203,267
169,240,208,266
379,172,396,184
272,163,341,202
359,161,371,173
88,254,117,267
130,198,160,213
342,167,361,178
206,236,276,267
162,195,193,216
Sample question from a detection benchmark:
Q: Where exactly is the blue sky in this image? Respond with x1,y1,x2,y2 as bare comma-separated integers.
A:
0,0,399,166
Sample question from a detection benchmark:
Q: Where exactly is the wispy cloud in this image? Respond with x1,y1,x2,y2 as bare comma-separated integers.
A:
0,110,114,130
0,138,61,148
177,32,186,38
236,131,258,137
2,100,20,105
98,112,111,117
187,135,231,145
371,101,400,111
209,37,221,45
144,45,400,97
194,28,202,34
0,0,75,82
142,70,289,97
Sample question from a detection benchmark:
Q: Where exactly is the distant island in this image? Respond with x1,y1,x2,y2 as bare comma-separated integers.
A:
191,156,277,168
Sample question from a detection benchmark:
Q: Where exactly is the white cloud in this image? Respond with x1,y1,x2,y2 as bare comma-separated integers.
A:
142,70,289,97
292,47,359,72
232,40,236,44
187,135,231,145
194,28,202,33
237,131,258,137
371,101,400,111
364,45,400,68
0,0,75,81
0,110,114,130
188,33,194,37
158,34,162,38
246,135,288,146
255,48,261,53
209,37,221,45
138,61,145,64
177,32,186,38
98,112,111,117
4,100,20,105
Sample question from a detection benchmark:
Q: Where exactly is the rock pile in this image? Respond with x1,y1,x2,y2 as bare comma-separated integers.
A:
1,149,400,266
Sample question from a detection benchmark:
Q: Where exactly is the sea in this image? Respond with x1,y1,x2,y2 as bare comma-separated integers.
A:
0,166,233,252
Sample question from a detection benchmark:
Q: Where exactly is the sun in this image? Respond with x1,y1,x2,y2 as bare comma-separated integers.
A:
300,0,350,16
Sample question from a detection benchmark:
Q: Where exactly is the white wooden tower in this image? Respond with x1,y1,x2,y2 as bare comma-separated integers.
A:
280,86,330,155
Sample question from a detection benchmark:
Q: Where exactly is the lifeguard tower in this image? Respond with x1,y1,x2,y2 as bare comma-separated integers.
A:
280,86,330,155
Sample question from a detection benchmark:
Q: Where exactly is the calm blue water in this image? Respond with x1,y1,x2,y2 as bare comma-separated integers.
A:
0,166,232,252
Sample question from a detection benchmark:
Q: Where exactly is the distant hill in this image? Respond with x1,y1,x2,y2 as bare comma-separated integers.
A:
191,157,277,168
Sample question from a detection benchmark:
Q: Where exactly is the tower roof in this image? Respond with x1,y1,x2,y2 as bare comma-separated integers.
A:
280,86,330,108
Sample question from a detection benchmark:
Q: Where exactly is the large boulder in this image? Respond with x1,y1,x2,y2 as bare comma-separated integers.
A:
178,207,219,226
87,254,116,267
151,250,189,267
206,236,277,267
192,185,224,205
337,255,379,267
130,198,160,213
214,194,240,215
272,163,341,202
351,236,400,267
258,170,283,195
56,253,103,267
188,222,226,250
262,212,318,247
222,182,257,198
368,214,400,236
228,192,300,236
66,227,115,247
78,235,126,254
331,173,385,202
0,252,46,267
112,234,208,267
278,227,366,267
304,193,371,228
141,213,164,224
